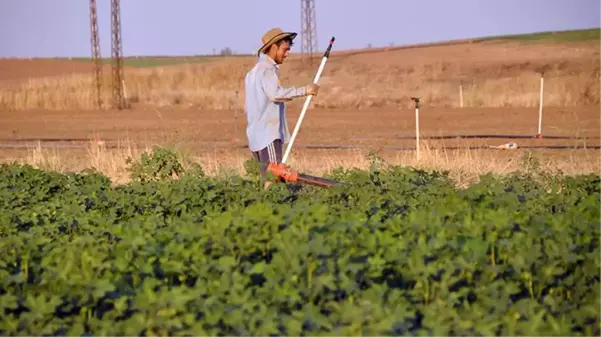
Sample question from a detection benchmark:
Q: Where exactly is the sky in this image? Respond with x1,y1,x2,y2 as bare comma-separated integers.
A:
0,0,599,58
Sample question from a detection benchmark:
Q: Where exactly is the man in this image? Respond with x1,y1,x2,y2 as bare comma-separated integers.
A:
244,27,319,189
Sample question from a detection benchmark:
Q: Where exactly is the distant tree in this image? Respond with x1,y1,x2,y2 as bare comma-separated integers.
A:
220,47,233,56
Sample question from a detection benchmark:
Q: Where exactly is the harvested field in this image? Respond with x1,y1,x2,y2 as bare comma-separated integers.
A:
0,30,599,184
0,106,598,148
0,59,113,84
0,38,599,111
0,105,598,185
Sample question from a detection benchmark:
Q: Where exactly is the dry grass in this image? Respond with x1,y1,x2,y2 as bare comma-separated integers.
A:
3,138,598,188
0,61,248,111
0,41,599,111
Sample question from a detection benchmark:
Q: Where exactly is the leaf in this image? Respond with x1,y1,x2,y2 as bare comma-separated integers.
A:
251,261,266,274
218,256,236,268
93,279,116,299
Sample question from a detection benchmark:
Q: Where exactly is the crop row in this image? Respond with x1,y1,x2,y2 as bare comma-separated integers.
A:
0,160,599,336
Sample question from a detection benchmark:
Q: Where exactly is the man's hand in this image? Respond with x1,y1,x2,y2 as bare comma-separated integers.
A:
305,83,320,96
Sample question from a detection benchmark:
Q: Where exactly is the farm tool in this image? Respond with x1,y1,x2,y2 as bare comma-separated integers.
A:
265,36,345,189
266,162,346,188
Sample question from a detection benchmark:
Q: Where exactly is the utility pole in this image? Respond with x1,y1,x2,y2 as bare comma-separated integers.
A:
300,0,318,65
89,0,103,109
111,0,126,109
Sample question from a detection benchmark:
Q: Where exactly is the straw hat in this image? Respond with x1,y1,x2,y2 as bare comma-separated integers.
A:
257,27,297,56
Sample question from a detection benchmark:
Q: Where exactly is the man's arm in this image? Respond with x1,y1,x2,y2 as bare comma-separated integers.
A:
260,67,307,102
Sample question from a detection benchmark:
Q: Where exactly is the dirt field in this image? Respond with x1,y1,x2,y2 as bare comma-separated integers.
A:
0,104,598,185
0,59,111,84
0,105,598,148
1,37,599,110
0,32,599,184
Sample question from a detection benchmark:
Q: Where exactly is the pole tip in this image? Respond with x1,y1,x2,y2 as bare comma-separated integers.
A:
330,36,335,44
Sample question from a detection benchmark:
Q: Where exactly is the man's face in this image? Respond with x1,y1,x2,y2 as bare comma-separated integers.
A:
271,40,291,64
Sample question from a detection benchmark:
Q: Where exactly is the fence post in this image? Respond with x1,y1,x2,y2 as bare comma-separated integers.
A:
459,81,464,108
233,90,240,142
457,75,467,108
536,72,544,138
411,97,421,161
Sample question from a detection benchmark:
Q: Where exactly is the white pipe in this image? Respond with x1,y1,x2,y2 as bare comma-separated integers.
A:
282,37,335,164
121,80,127,107
234,91,239,139
415,106,420,160
538,74,544,136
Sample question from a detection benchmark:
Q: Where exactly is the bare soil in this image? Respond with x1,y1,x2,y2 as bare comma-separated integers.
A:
0,59,108,84
0,105,598,151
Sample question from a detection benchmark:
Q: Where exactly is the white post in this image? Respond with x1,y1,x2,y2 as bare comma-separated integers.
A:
121,79,128,107
416,106,420,160
537,72,544,138
459,82,464,108
411,97,421,161
234,90,239,141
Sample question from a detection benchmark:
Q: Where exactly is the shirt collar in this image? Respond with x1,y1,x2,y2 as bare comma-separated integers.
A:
260,53,279,69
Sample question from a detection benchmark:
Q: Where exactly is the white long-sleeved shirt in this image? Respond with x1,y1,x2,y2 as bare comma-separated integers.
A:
244,54,307,152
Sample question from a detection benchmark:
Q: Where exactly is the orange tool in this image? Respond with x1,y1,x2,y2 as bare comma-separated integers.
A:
266,162,345,188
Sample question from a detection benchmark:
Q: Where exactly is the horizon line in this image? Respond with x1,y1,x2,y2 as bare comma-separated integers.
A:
1,26,598,60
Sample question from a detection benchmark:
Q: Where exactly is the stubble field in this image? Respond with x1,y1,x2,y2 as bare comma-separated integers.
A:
0,30,599,185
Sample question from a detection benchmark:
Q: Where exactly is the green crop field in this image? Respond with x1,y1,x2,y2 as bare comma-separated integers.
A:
58,53,254,68
0,148,599,336
484,27,600,43
65,56,220,68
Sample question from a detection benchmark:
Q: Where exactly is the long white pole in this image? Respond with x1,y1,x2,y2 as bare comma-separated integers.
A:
459,83,464,108
121,79,128,108
415,106,420,160
411,97,421,161
233,90,239,141
537,73,544,137
282,37,336,164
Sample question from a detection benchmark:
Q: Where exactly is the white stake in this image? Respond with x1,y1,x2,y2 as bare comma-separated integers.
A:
411,97,421,160
282,37,336,164
121,79,128,107
233,90,239,141
537,72,544,138
459,82,464,108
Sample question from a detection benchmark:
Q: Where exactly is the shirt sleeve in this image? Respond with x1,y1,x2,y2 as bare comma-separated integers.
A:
260,67,307,102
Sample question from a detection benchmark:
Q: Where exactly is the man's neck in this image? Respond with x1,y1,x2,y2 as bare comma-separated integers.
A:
262,53,278,66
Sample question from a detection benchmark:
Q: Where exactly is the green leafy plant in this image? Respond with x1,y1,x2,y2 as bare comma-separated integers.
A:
126,146,185,182
0,162,598,336
243,156,261,179
366,149,385,172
